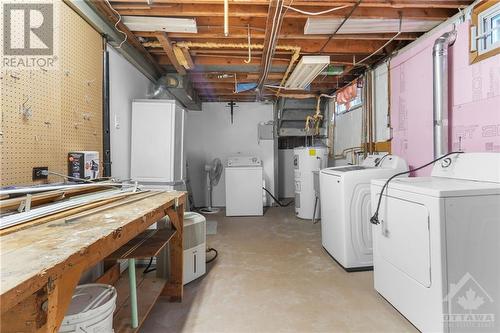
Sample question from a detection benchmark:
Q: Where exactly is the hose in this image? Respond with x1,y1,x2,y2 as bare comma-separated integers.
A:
206,248,218,263
370,151,464,225
263,187,293,207
143,257,156,274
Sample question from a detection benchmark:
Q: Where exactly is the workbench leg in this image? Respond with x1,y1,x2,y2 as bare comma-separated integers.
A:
161,205,184,301
44,268,83,333
128,258,139,329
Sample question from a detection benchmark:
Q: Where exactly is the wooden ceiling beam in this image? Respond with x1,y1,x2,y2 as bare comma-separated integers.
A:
114,5,456,20
134,30,420,41
193,82,339,90
146,38,390,54
110,0,470,9
190,75,356,84
153,54,291,65
89,0,163,75
156,32,186,74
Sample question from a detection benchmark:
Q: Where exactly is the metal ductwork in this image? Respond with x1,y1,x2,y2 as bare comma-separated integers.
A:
150,74,201,111
432,30,456,158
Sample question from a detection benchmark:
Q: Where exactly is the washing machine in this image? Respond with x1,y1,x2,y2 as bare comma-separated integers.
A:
320,155,408,271
225,156,263,216
371,152,500,333
294,146,328,219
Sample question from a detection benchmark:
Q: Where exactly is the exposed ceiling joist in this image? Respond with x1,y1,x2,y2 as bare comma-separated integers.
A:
110,5,457,20
110,0,470,9
94,0,471,101
156,32,187,74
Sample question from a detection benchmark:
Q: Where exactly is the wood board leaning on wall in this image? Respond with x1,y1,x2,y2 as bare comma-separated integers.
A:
1,1,103,187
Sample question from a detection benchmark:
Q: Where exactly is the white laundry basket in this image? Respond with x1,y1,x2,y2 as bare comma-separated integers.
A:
59,283,117,333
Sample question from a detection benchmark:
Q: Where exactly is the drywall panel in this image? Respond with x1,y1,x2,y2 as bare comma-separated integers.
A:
1,2,103,186
185,102,275,207
373,63,391,142
108,47,150,180
333,106,362,166
390,21,500,175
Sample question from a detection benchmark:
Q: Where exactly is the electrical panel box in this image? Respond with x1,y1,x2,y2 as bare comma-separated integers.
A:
68,151,100,180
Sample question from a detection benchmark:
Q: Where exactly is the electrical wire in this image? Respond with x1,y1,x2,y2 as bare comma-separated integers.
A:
374,153,390,167
206,248,218,263
104,0,128,48
283,4,350,16
318,0,363,53
355,13,403,65
263,187,293,207
370,151,464,225
45,170,96,183
143,257,156,274
257,0,285,95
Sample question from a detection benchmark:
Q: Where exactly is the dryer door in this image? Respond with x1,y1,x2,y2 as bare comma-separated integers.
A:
378,196,431,287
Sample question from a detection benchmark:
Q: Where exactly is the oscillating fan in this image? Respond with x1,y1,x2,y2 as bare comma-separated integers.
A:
200,158,223,214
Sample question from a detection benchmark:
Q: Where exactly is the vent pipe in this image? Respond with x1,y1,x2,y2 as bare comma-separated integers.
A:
432,30,456,158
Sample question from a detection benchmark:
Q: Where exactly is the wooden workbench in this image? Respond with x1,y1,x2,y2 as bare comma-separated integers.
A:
0,191,185,332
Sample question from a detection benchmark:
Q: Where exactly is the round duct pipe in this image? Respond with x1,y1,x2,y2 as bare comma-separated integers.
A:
432,30,457,158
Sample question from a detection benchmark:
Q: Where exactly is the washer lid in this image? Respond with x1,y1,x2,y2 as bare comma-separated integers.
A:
321,165,374,175
226,156,261,167
372,177,500,198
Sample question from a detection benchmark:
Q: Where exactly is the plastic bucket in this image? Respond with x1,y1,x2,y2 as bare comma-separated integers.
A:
59,283,117,333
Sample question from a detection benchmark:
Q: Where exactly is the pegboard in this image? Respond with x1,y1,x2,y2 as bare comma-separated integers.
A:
0,2,103,186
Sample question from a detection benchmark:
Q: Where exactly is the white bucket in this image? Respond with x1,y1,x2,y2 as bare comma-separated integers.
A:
59,283,117,333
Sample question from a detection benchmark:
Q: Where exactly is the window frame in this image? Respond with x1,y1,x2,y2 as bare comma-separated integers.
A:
470,1,500,64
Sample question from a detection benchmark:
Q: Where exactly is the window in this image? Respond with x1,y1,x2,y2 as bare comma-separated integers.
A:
335,87,362,115
470,1,500,63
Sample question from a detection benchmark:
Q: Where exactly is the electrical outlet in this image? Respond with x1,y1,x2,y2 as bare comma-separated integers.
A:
32,167,48,180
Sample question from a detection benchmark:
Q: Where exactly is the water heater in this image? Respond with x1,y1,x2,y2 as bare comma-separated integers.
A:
293,146,328,219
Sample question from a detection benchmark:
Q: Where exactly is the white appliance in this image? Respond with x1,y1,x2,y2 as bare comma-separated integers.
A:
183,212,206,284
371,153,500,333
225,156,263,216
157,212,206,285
130,100,185,187
278,149,295,199
320,155,408,271
294,146,328,219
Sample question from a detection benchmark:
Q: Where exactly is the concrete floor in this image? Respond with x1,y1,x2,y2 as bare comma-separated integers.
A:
141,206,417,333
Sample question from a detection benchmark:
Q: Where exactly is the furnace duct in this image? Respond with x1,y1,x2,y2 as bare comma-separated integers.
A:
432,30,456,158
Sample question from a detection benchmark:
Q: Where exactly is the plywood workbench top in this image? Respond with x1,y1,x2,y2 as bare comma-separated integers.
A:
0,191,184,305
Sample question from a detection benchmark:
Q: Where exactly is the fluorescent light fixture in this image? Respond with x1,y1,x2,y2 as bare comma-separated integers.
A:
123,16,197,33
304,18,444,34
285,56,330,89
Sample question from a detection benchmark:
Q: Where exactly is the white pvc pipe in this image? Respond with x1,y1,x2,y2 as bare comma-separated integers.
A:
224,0,229,37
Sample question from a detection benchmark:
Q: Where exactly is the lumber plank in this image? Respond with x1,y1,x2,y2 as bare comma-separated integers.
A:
161,206,184,301
107,228,176,260
113,269,168,333
0,185,106,213
0,191,185,315
156,32,186,75
0,191,144,236
96,263,121,286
